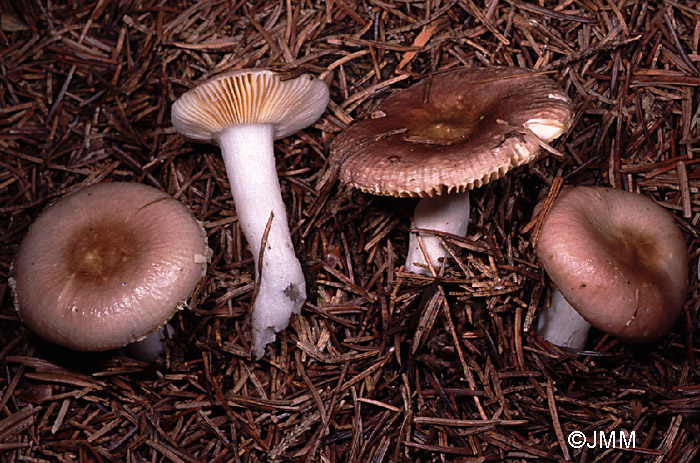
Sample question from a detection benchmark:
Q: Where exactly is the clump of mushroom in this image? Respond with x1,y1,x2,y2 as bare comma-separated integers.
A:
535,186,688,348
9,182,209,360
329,67,572,275
171,69,329,358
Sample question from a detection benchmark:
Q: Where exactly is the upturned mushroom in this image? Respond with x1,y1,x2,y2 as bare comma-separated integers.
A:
535,186,688,348
329,67,572,275
171,68,329,358
9,183,209,358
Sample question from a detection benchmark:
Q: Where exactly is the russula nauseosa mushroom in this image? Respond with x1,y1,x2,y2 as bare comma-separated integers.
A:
9,182,209,358
535,186,688,348
171,68,329,358
329,67,572,275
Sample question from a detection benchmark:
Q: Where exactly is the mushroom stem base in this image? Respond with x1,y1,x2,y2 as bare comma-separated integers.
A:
405,191,470,275
218,124,306,359
536,286,591,349
123,324,175,362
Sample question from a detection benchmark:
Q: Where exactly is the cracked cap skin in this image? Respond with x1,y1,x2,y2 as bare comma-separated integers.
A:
330,66,573,197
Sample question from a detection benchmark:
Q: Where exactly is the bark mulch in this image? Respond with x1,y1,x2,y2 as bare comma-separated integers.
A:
1,0,699,462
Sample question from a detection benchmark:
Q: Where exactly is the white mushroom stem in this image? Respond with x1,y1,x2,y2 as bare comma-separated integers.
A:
536,286,591,349
217,124,306,359
405,191,471,275
123,324,175,362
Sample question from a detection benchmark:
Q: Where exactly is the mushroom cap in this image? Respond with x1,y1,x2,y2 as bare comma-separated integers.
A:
536,186,688,343
10,183,209,351
171,68,329,142
330,67,573,197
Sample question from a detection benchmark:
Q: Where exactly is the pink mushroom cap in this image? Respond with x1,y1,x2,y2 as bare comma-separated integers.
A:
10,183,209,351
536,186,688,343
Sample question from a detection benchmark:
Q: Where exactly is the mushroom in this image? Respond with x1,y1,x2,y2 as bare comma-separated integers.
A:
171,69,329,358
535,186,688,348
9,182,209,358
329,67,572,274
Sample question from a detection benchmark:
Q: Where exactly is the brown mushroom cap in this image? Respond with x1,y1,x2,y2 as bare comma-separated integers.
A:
10,183,209,351
171,68,329,142
330,67,573,197
536,186,688,343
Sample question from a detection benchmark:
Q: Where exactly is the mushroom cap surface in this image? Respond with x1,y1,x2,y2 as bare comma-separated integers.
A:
330,66,573,197
171,68,329,142
11,182,209,351
536,186,688,343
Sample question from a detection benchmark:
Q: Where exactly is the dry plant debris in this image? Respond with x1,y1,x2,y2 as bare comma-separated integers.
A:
1,0,700,462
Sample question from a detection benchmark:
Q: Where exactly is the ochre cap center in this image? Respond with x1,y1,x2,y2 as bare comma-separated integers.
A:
406,106,482,145
66,222,140,283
